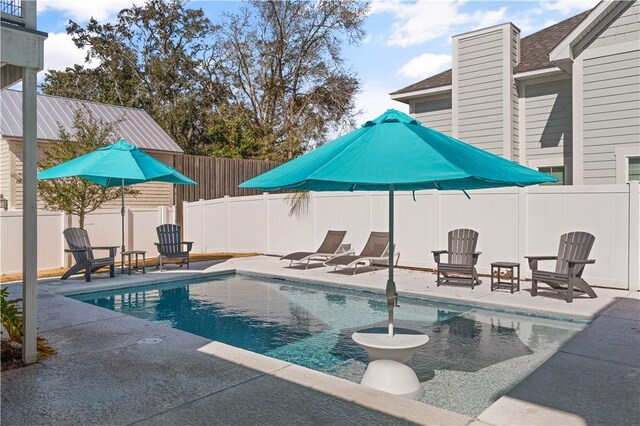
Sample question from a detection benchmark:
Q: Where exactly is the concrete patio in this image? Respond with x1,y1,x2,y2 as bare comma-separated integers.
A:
1,256,638,425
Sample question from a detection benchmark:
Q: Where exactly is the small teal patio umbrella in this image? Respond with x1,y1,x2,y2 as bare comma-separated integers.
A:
240,109,555,336
38,139,196,272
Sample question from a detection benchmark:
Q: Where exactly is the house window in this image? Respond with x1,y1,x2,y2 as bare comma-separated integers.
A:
629,157,640,182
538,166,564,185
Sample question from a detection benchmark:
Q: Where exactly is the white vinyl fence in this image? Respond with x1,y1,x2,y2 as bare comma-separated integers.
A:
0,206,174,275
184,183,640,291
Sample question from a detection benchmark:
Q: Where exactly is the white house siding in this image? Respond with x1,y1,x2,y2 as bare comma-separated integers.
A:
456,28,505,155
525,78,573,181
412,94,452,136
588,1,640,49
8,140,175,209
582,50,640,184
512,82,520,162
511,27,520,162
0,137,10,202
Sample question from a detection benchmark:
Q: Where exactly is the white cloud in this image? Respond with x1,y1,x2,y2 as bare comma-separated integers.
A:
541,0,597,14
354,81,409,123
473,7,508,29
370,0,508,47
398,53,451,79
43,32,97,73
38,0,140,22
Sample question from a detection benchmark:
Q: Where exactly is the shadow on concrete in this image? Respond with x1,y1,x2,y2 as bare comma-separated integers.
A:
481,296,640,425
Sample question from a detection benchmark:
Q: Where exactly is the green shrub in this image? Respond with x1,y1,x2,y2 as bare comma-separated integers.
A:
0,287,23,341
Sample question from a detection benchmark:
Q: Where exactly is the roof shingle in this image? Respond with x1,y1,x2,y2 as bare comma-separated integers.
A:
391,9,592,96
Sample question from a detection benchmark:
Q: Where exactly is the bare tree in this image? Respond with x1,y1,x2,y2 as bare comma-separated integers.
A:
219,0,369,161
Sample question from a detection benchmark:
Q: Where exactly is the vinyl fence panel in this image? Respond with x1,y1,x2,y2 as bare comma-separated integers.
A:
202,198,228,253
266,194,314,255
1,206,176,275
228,195,268,253
184,183,640,290
526,185,631,288
0,210,65,274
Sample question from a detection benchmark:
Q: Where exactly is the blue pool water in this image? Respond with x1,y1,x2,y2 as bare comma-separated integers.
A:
72,273,585,416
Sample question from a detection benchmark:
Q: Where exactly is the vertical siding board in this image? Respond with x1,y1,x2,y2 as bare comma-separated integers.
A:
582,46,640,184
525,78,573,179
456,26,510,156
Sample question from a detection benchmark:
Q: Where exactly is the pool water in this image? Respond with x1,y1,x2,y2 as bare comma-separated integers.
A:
72,274,585,417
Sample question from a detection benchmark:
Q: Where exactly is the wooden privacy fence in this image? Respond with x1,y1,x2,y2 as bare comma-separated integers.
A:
174,154,282,225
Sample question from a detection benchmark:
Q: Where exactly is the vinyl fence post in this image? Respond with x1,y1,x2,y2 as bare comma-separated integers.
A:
518,187,528,278
61,211,71,267
628,181,639,291
225,195,230,253
311,191,316,250
199,199,204,254
366,191,372,233
435,190,442,252
126,208,134,252
264,192,270,255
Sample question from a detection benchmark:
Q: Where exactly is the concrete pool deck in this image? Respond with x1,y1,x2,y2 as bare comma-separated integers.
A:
2,256,638,425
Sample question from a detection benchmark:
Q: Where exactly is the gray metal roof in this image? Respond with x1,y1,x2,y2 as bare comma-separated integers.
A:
0,89,183,153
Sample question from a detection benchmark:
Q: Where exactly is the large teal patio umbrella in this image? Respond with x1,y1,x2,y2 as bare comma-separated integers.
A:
240,109,555,336
38,139,196,271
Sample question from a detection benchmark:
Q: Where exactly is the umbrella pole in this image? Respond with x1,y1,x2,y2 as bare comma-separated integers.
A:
387,184,397,337
121,179,125,274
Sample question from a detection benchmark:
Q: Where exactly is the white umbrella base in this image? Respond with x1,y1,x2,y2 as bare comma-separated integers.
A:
352,328,429,399
360,359,424,400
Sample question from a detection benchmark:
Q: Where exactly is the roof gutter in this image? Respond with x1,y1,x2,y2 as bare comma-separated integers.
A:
389,85,452,103
514,67,566,81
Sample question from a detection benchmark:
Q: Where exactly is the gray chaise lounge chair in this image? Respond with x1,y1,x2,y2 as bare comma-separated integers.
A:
432,228,481,289
526,231,597,303
325,231,395,274
155,224,193,270
62,227,118,282
281,230,352,269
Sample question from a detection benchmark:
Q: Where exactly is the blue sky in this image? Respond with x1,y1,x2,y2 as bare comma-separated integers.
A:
36,0,598,122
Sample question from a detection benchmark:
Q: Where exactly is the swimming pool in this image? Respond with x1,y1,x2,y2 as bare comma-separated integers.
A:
72,273,585,417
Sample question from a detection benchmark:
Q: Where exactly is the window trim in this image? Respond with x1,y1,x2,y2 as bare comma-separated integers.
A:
615,147,640,184
527,157,564,170
528,157,565,185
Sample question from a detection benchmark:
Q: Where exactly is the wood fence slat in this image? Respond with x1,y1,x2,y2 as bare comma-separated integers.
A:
174,154,283,226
